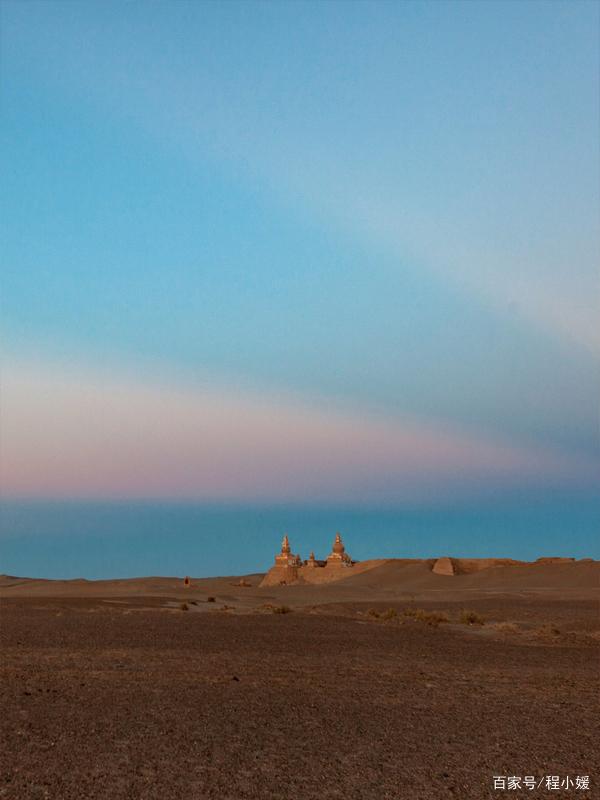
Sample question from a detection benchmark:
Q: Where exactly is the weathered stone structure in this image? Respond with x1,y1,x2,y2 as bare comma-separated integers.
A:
274,534,302,568
259,534,303,586
432,557,455,576
327,532,352,567
260,532,354,587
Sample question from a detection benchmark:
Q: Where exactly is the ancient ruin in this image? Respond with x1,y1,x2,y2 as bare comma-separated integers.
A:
327,531,353,567
259,532,355,587
258,536,551,588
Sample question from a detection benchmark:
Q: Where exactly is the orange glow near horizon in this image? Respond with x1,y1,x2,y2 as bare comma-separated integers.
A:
1,358,597,504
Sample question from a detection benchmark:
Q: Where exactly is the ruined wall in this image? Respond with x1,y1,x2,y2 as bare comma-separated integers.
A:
259,564,300,587
259,559,387,588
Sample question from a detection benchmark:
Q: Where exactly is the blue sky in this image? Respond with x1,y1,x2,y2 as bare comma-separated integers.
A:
1,0,599,509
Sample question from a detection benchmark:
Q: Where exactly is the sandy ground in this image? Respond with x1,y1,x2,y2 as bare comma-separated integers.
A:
1,561,598,799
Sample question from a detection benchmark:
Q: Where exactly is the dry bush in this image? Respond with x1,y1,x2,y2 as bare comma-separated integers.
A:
179,602,189,611
459,609,485,626
403,608,449,626
367,608,380,618
380,608,398,621
272,605,292,614
417,609,449,627
206,596,216,603
495,622,519,634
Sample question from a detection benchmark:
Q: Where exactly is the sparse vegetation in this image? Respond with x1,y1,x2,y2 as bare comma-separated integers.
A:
403,608,450,627
272,605,292,614
207,596,216,603
179,602,189,611
423,610,449,626
367,607,449,625
403,608,449,626
257,603,292,614
190,600,198,606
459,609,485,626
495,622,519,634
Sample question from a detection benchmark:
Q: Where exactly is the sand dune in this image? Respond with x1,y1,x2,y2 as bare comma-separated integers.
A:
1,558,597,606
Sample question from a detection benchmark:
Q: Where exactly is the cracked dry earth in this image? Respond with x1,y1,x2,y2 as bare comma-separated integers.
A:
1,598,598,800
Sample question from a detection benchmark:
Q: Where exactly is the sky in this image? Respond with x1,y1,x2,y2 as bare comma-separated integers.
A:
1,1,599,531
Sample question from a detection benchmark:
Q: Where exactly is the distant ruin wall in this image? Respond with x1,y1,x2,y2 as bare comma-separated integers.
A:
259,559,387,588
260,565,301,587
431,557,540,575
432,557,455,576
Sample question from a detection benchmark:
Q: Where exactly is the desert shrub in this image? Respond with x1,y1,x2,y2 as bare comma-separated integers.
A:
424,610,449,626
380,608,398,621
403,608,449,626
207,596,216,603
495,622,519,634
416,609,449,626
367,608,380,618
180,602,189,611
258,603,291,614
190,600,198,606
459,609,485,626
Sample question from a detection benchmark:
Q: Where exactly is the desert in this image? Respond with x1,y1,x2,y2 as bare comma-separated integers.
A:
1,552,598,800
3,1,599,798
